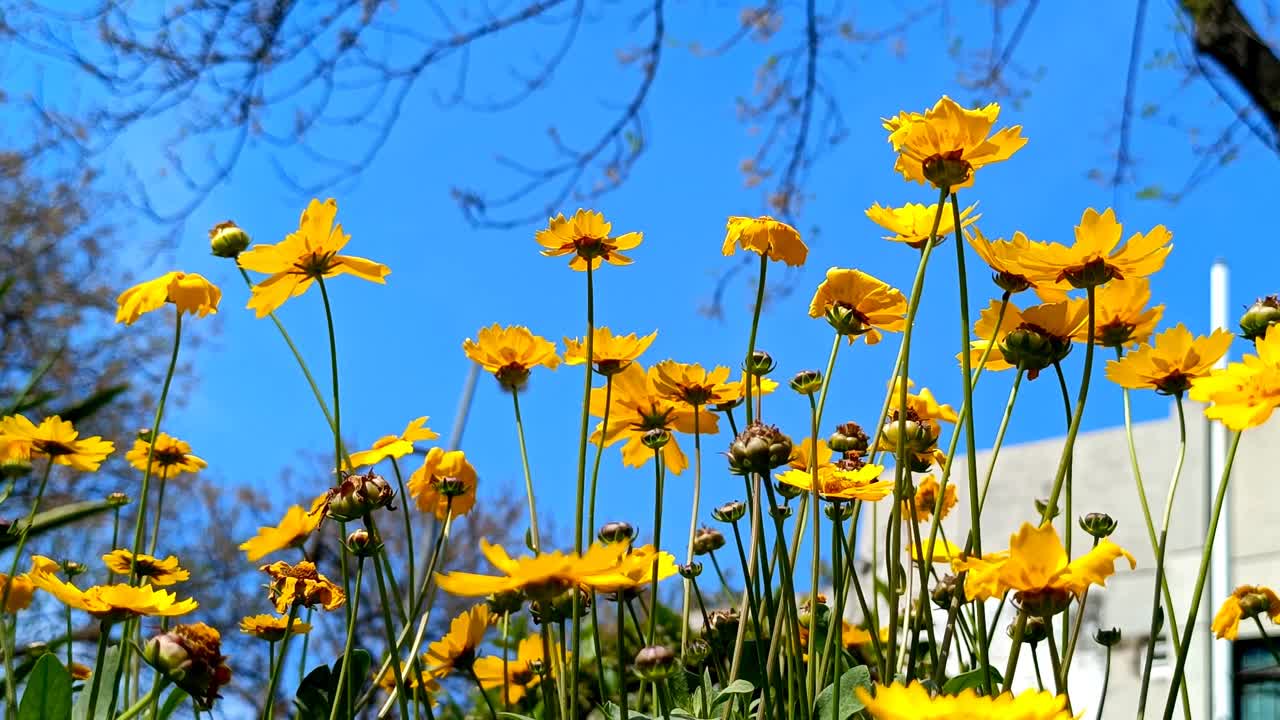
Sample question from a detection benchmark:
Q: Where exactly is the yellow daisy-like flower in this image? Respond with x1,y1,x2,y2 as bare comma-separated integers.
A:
239,614,313,642
435,539,627,599
423,604,493,677
722,216,807,267
563,327,657,376
954,522,1135,608
856,682,1071,720
787,437,833,473
259,560,346,613
1190,324,1280,430
904,474,956,523
102,550,189,586
909,538,964,565
966,229,1066,298
0,415,114,471
125,432,207,476
376,662,441,695
474,635,559,705
588,363,718,475
1093,278,1164,348
650,360,737,407
238,198,391,317
535,209,642,271
776,460,893,502
865,201,979,248
239,502,325,562
798,618,873,654
115,271,222,325
1017,208,1172,290
964,298,1089,378
809,267,907,345
1212,585,1280,640
463,324,560,391
347,416,439,469
1107,324,1233,395
887,380,959,424
407,447,479,520
581,545,679,595
0,573,34,613
883,96,1027,189
29,555,198,621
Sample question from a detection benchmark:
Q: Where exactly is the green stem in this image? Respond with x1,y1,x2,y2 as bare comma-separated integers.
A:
647,448,666,647
1096,645,1113,720
807,396,822,709
146,469,169,555
328,558,365,720
617,596,630,720
729,518,772,717
128,311,182,582
566,264,597,720
262,603,302,719
977,369,1024,514
1252,617,1280,665
1,457,53,711
830,503,843,720
390,457,416,613
84,621,112,720
114,676,170,720
744,254,768,427
501,611,512,711
372,539,413,720
511,390,542,552
588,375,614,545
1031,646,1046,692
469,667,500,720
682,405,704,654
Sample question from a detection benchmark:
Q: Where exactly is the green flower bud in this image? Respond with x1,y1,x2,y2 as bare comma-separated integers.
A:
825,304,872,337
209,221,251,258
0,459,32,480
106,492,131,508
828,421,869,454
683,639,712,669
712,501,747,524
633,645,678,680
746,350,776,376
704,609,740,650
346,529,379,557
931,574,961,609
1034,498,1060,521
598,521,637,545
531,587,591,624
1093,627,1122,648
1079,512,1118,540
999,324,1070,375
678,562,703,579
790,370,823,396
325,470,395,522
1018,616,1049,645
880,413,937,456
60,560,87,578
642,428,670,450
143,623,232,710
692,527,726,555
771,504,793,521
824,502,854,521
1240,295,1280,341
774,479,805,500
486,589,526,615
727,422,793,476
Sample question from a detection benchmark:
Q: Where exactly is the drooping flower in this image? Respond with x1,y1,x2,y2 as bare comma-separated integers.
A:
563,327,657,376
809,267,907,345
535,209,642,271
422,604,493,677
238,501,325,562
125,432,207,476
904,475,956,523
0,573,34,613
101,550,190,586
347,416,439,469
0,415,114,471
1190,324,1280,430
865,201,979,248
581,545,679,596
407,447,478,520
473,635,559,705
1092,278,1164,348
435,539,627,599
651,360,736,407
259,560,346,613
29,555,198,621
239,614,312,642
1212,585,1280,640
142,622,232,710
463,324,560,391
883,96,1027,189
856,682,1071,720
115,271,222,325
1017,208,1172,290
722,216,807,267
964,298,1089,378
238,198,390,317
1107,324,1233,395
588,363,719,475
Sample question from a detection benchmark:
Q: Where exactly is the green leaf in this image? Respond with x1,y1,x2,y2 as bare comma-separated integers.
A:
813,665,871,720
156,688,188,720
72,645,120,720
0,477,16,506
712,679,755,708
293,650,373,720
19,654,72,720
55,384,128,424
1,500,115,550
941,665,1003,695
668,667,694,712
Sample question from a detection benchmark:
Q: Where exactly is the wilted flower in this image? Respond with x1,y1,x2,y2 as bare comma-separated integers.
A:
115,271,222,325
324,469,395,522
1212,585,1280,640
722,216,807,266
259,560,345,613
143,622,232,709
239,614,312,642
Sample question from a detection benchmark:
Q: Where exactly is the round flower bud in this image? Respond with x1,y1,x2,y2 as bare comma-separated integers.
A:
1093,627,1122,648
1034,498,1060,521
828,421,869,454
692,527,726,555
60,560,87,578
346,529,378,557
531,587,591,625
774,479,805,500
1240,296,1280,341
1015,587,1072,618
642,428,670,450
683,639,712,669
745,350,776,377
678,562,703,579
798,595,829,629
105,492,131,508
727,422,793,476
0,459,32,480
135,428,154,442
879,413,937,456
325,470,395,522
1017,616,1049,645
1240,591,1275,620
209,221,251,258
993,271,1031,295
486,589,525,616
143,623,232,710
704,609,740,650
825,304,872,337
824,502,854,521
771,504,793,521
1079,512,1118,540
712,501,747,524
922,151,972,191
999,324,1070,375
931,574,961,609
789,370,823,396
598,521,637,545
495,363,532,392
633,645,678,681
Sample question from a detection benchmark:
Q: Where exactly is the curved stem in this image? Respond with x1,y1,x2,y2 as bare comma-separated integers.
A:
389,457,416,612
128,311,182,581
682,405,703,653
114,676,169,720
328,558,365,720
510,390,542,552
372,538,413,720
1252,617,1280,665
744,254,768,427
647,448,666,646
1096,645,1113,720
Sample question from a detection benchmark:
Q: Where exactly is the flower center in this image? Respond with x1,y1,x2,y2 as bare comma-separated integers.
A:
153,447,188,467
32,439,75,457
295,250,338,277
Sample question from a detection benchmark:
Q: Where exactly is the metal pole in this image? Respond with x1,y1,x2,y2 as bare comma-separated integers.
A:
1208,259,1232,720
448,363,481,451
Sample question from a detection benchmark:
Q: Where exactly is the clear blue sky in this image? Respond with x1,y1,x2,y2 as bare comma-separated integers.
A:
47,2,1273,554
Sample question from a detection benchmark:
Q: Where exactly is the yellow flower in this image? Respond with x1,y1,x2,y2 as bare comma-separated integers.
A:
722,216,807,266
588,363,718,475
1107,324,1233,395
964,298,1089,378
0,415,114,471
1190,324,1280,430
238,198,390,317
581,545,679,595
887,380,958,424
809,267,907,344
435,539,627,599
0,573,34,613
259,560,346,613
408,447,478,520
966,229,1066,298
1018,208,1172,290
102,550,189,586
787,438,833,473
904,475,956,523
474,635,559,705
856,682,1071,720
463,324,560,390
239,502,325,562
954,523,1135,609
564,327,657,376
69,663,91,681
776,460,893,502
1212,585,1280,640
376,662,440,695
910,538,964,565
239,614,312,642
651,360,736,406
423,604,493,677
535,209,642,271
29,555,198,621
115,271,222,325
125,432,207,476
1092,278,1164,348
865,201,979,248
347,416,439,469
883,96,1027,189
799,619,873,653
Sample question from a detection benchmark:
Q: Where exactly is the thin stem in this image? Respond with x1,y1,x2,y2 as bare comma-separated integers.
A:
1032,646,1046,692
744,254,768,427
1096,645,1113,720
469,668,500,720
807,395,822,708
372,545,413,720
830,504,843,720
618,596,630,720
587,375,614,547
390,457,416,612
566,264,596,720
682,405,704,654
328,558,365,720
729,519,771,716
84,621,112,720
114,677,169,720
146,469,170,555
128,311,183,582
1,456,53,710
647,448,666,647
1252,617,1280,665
510,390,543,552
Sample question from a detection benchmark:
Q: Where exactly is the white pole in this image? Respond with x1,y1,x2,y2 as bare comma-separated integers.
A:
1208,259,1232,720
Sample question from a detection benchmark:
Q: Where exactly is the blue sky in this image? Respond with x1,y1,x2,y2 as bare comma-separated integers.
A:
41,2,1274,554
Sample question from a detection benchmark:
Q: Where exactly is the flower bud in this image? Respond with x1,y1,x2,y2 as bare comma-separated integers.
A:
745,350,776,377
828,421,869,454
60,560,87,578
789,370,822,396
704,609,740,650
1241,296,1280,341
774,479,805,500
825,304,872,337
0,459,32,480
209,221,251,258
879,414,937,456
1240,591,1275,620
598,521,637,545
642,428,670,450
1015,587,1072,618
486,589,525,616
143,623,232,710
531,587,590,624
1017,616,1049,645
325,470,395,522
346,529,379,557
824,502,854,521
727,422,793,476
106,492,131,508
678,562,703,579
1034,498,1060,521
931,574,961,609
633,645,678,680
136,427,154,442
712,501,747,524
1093,627,1122,648
922,150,972,191
771,504,793,521
1079,512,1118,540
683,639,712,669
999,324,1069,375
692,527,726,555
